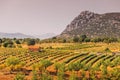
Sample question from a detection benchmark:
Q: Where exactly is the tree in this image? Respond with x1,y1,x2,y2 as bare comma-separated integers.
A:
103,37,112,44
3,42,8,47
73,37,79,42
35,38,40,44
80,35,87,42
27,39,36,46
63,39,66,43
2,38,7,43
0,39,2,43
3,39,14,48
52,37,56,39
92,38,101,43
84,38,90,42
15,40,21,44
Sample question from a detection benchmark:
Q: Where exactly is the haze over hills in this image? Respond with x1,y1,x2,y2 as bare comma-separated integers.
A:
59,11,120,38
0,32,35,38
0,32,56,39
34,33,56,39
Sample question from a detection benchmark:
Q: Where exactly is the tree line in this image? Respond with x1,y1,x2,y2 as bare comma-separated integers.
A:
0,38,40,48
0,35,119,48
73,35,118,43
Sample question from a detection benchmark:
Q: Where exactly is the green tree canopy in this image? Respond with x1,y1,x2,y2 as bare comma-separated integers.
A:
27,39,36,46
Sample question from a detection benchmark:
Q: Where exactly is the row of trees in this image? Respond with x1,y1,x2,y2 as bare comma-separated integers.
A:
73,35,118,43
40,35,119,43
0,35,119,45
0,38,39,48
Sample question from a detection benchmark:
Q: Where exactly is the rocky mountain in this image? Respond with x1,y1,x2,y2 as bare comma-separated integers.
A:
59,11,120,38
0,32,35,38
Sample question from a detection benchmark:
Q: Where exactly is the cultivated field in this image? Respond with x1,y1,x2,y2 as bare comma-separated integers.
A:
0,43,120,80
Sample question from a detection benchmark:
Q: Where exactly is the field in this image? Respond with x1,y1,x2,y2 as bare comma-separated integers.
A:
0,42,120,80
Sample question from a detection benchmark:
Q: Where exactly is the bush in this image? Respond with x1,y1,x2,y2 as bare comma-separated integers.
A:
6,57,20,66
54,63,66,80
33,60,52,72
40,72,52,80
14,73,25,80
32,69,38,80
73,37,79,42
69,71,78,80
5,56,25,71
104,48,111,53
40,60,52,69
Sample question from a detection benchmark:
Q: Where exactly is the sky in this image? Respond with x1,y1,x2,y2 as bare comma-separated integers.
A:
0,0,120,35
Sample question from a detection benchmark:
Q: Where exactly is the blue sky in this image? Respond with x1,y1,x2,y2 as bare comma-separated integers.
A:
0,0,120,35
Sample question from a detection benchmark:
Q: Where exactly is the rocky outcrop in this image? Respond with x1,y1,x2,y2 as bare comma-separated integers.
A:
59,11,120,38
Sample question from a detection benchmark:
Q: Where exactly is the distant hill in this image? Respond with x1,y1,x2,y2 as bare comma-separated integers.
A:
59,11,120,38
35,33,56,39
0,32,34,38
0,32,56,39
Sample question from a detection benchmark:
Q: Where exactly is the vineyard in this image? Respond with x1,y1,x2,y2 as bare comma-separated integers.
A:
0,43,120,80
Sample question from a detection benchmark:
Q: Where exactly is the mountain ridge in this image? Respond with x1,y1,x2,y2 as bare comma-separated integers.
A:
0,32,35,38
34,33,56,39
0,32,56,39
59,11,120,38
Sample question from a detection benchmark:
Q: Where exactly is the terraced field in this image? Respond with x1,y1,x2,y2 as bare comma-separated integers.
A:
0,48,119,71
0,43,120,80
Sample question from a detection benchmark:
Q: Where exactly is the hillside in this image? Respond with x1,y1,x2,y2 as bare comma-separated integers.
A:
59,11,120,38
